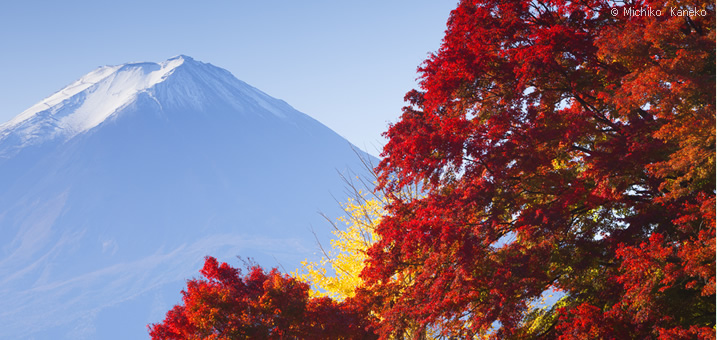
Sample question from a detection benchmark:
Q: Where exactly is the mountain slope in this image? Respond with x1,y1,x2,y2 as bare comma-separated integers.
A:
0,56,375,339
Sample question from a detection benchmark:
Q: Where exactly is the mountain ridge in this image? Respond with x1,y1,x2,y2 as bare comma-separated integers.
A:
0,55,299,157
0,56,375,339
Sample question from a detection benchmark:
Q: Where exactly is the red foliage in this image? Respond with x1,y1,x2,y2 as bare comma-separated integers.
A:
365,0,715,338
148,257,376,339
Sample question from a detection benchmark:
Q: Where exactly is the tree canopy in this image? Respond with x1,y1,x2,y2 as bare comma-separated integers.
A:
148,257,376,339
363,0,715,338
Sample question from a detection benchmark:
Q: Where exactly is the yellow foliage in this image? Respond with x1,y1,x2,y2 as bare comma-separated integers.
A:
294,192,384,300
294,183,440,338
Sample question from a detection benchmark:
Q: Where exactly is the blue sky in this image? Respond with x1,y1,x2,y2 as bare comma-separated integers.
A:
0,1,457,156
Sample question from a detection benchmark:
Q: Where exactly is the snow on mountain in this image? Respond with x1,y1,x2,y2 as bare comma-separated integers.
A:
0,56,376,339
0,56,296,157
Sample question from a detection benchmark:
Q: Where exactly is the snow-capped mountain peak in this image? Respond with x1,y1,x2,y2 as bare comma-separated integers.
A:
0,56,289,155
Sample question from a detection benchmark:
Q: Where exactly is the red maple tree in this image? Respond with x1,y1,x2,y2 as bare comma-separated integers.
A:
148,257,376,339
363,0,715,338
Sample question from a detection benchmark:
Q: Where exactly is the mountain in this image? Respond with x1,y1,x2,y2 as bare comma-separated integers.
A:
0,55,376,339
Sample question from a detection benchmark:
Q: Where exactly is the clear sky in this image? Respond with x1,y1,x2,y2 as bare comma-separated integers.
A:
0,1,457,156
